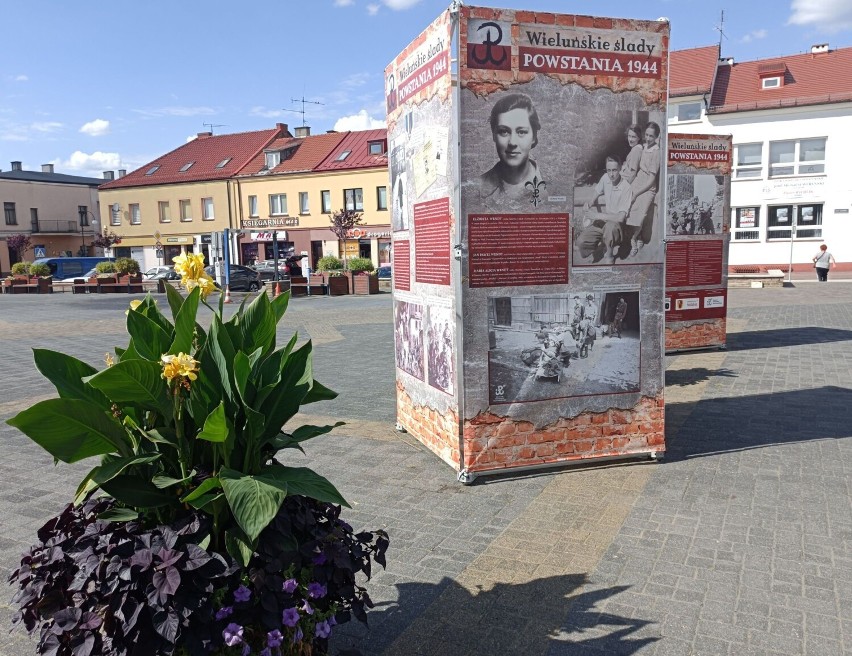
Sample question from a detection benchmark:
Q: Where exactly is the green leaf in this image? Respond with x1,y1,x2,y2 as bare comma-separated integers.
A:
257,341,314,442
261,464,350,507
170,287,200,355
225,526,255,567
232,352,253,406
85,360,171,418
219,467,287,542
74,467,99,505
240,293,277,358
99,474,175,508
7,399,131,463
196,403,230,443
98,507,139,522
32,349,110,409
265,423,343,452
164,281,185,320
302,379,338,405
153,471,195,489
186,491,223,511
137,296,175,336
181,476,221,503
142,427,178,447
126,310,173,362
258,334,298,391
270,289,290,323
119,339,144,362
91,454,161,487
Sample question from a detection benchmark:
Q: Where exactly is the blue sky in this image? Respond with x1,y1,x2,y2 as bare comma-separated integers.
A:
2,0,850,178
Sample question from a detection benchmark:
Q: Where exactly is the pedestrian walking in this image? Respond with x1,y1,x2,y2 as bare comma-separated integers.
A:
812,244,836,281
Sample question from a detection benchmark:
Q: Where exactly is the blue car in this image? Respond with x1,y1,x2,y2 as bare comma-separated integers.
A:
377,266,392,279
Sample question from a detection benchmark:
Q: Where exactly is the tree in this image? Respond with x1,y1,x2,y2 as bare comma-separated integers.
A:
6,233,32,258
328,209,363,267
91,229,122,250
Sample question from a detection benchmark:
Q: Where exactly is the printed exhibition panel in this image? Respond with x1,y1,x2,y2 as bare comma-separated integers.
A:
459,6,668,476
386,10,461,467
664,133,732,352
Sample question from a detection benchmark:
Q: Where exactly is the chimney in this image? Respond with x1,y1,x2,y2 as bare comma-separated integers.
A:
41,163,54,174
811,43,829,54
295,126,311,138
276,122,291,136
719,57,734,66
103,171,115,180
11,161,22,171
118,169,127,178
196,131,213,139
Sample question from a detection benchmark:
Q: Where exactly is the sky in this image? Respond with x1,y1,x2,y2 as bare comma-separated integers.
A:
2,0,851,179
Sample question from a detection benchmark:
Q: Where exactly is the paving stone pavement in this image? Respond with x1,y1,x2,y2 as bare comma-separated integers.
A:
1,283,851,655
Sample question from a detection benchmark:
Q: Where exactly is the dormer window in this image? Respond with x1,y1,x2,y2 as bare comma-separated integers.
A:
761,77,781,89
758,61,786,90
179,161,195,172
265,151,281,169
368,140,386,156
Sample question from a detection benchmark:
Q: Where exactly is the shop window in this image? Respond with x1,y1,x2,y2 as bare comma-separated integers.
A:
731,207,760,241
767,204,822,240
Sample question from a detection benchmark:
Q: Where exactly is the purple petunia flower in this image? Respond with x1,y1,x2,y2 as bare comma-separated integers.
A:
307,582,327,599
241,644,250,656
223,623,244,647
267,629,283,648
215,606,233,620
233,584,252,603
315,619,332,639
260,649,272,656
282,607,300,627
282,578,299,594
301,600,314,615
293,627,304,644
312,552,327,565
329,615,337,626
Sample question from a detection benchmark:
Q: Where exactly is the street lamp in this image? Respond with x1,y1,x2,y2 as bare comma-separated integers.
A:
77,206,99,256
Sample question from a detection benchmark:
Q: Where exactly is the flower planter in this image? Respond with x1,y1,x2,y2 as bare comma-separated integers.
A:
120,273,143,293
3,275,51,294
353,273,379,295
326,275,350,296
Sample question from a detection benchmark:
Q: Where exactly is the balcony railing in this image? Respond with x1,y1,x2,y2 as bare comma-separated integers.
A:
31,219,80,233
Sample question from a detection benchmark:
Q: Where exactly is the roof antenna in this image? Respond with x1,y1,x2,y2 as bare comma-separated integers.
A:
282,96,325,127
714,10,727,54
203,122,227,134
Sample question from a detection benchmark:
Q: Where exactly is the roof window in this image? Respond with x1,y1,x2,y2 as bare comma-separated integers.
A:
145,165,160,176
336,150,351,161
216,157,232,169
368,140,386,155
179,161,195,172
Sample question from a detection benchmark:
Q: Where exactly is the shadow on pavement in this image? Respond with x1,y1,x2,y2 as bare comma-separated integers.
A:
726,327,852,352
332,575,656,655
665,367,737,387
665,385,852,460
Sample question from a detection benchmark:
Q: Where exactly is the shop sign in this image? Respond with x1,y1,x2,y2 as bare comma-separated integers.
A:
761,177,825,201
241,218,299,228
346,228,392,239
250,231,287,241
166,237,190,243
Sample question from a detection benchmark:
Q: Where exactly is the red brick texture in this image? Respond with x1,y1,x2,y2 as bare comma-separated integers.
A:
665,319,726,351
396,383,461,469
461,395,665,474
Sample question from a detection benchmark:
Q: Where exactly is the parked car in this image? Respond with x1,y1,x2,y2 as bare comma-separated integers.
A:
204,264,262,292
251,260,290,282
34,257,114,281
143,266,174,279
377,265,393,279
60,267,99,282
152,267,179,281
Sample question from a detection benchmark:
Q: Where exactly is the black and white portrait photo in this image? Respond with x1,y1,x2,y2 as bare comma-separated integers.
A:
390,142,409,231
572,112,665,266
394,300,424,380
487,291,641,404
666,173,725,236
426,305,455,395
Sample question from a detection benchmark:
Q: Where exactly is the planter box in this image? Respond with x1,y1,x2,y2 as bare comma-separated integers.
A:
353,274,379,295
3,276,51,294
327,275,350,296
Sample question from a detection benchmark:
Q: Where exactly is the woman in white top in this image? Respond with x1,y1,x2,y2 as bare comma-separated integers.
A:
812,244,836,281
626,122,661,256
621,124,643,185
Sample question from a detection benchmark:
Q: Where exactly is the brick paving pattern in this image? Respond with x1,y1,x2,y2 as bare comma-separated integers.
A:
1,281,851,655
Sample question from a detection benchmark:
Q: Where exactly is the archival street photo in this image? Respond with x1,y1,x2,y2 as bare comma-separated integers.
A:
667,173,726,236
487,291,640,404
426,304,455,395
394,299,425,381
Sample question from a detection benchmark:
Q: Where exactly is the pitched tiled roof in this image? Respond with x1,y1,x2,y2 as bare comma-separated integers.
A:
709,46,852,113
99,125,289,190
0,169,103,186
315,129,388,172
669,45,719,97
238,131,347,176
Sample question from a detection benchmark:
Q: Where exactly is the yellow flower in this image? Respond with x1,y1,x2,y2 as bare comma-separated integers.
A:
184,271,216,300
125,299,143,316
161,352,199,382
173,253,212,298
104,352,114,367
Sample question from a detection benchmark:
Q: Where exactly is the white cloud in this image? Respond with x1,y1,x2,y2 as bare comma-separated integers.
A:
333,110,386,131
382,0,422,9
14,74,28,82
80,119,110,136
740,28,768,43
367,3,380,15
249,106,286,119
186,134,198,143
30,121,63,133
54,150,122,177
788,0,852,31
334,0,354,5
341,72,371,89
132,106,216,118
0,120,62,142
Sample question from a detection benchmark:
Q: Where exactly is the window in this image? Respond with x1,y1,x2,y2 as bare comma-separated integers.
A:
732,207,760,241
377,186,388,211
269,194,287,216
248,195,258,217
668,101,702,122
299,192,309,214
111,205,121,226
4,202,16,225
734,143,763,179
265,152,281,169
202,197,214,221
762,77,781,89
767,203,823,240
146,165,160,176
769,138,825,177
336,150,351,161
321,190,332,214
130,203,141,225
30,208,38,228
344,188,363,211
158,201,171,223
179,161,195,172
179,199,192,221
216,158,231,169
368,140,386,155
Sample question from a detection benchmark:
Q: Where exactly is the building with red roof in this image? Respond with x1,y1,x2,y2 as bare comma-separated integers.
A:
668,43,852,271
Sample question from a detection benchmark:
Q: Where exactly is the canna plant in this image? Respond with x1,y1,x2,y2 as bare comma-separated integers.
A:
7,258,347,566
